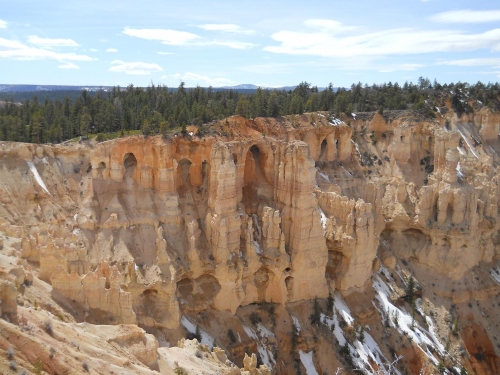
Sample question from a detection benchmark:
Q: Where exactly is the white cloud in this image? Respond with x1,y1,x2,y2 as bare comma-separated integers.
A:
197,24,254,35
201,41,257,49
90,48,98,52
106,48,118,52
436,58,500,69
157,51,174,55
181,72,234,86
0,37,95,61
379,64,424,73
124,27,256,50
303,19,355,32
0,20,7,29
239,62,295,74
164,72,234,86
58,62,80,69
109,60,163,75
430,9,500,23
28,35,79,48
264,19,500,57
123,27,199,45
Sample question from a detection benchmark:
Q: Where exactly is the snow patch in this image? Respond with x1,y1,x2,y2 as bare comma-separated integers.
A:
243,325,275,369
373,274,444,365
298,350,318,375
457,129,479,159
254,240,261,254
319,172,330,182
180,316,214,349
291,315,301,332
318,207,327,234
27,161,50,194
491,266,500,284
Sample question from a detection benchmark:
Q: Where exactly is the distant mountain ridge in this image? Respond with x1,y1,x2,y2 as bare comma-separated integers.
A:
0,84,115,93
0,83,330,93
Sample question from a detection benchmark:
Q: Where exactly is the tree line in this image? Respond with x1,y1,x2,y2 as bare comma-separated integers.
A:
0,78,498,144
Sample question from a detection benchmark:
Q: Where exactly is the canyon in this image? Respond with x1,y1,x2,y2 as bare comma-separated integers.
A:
1,98,500,374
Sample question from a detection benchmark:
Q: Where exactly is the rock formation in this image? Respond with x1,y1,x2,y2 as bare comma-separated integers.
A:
1,106,500,374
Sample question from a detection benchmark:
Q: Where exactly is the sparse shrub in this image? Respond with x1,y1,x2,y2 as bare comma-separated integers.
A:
9,360,17,371
327,293,334,315
7,347,14,360
174,364,188,375
358,326,365,344
405,275,415,303
49,346,56,359
82,360,90,372
227,328,237,344
249,311,261,326
34,357,44,374
195,349,203,358
452,317,460,336
195,325,202,342
392,311,399,327
437,361,446,374
309,298,322,326
44,319,53,335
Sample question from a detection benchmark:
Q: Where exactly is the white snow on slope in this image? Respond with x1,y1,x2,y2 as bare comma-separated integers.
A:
254,240,262,254
457,129,479,158
181,316,214,349
318,207,327,234
291,315,301,332
491,266,500,284
243,325,276,370
319,172,330,182
373,274,443,365
299,350,319,375
319,292,398,374
27,161,50,194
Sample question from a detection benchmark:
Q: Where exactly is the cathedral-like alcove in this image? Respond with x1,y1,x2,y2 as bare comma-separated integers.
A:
242,145,271,214
177,158,193,198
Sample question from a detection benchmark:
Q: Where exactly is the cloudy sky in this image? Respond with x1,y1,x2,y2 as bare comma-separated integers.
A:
1,0,500,87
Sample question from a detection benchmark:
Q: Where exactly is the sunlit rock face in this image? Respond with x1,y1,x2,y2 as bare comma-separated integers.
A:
2,107,500,375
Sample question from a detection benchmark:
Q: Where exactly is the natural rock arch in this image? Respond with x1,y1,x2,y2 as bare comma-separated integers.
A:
123,153,137,175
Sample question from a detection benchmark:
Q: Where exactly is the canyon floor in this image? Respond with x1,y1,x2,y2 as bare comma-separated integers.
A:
1,99,500,374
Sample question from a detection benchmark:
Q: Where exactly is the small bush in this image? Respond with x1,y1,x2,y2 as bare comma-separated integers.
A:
7,347,14,360
309,299,322,326
9,360,17,371
44,319,53,335
174,365,188,375
33,357,44,374
49,346,56,359
249,311,261,326
82,360,90,372
227,328,237,343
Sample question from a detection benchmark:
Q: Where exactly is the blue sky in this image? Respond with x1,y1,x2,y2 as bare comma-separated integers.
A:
1,0,500,87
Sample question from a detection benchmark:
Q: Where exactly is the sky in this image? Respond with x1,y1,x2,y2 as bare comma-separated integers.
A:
1,0,500,88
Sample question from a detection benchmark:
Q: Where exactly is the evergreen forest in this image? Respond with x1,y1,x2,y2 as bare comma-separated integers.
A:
0,78,499,144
